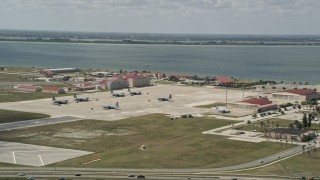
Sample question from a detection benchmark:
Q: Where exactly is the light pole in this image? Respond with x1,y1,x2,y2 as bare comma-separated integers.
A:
225,86,228,109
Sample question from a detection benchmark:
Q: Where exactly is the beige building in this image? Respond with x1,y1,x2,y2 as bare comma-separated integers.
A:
271,89,320,104
228,97,277,113
99,77,128,90
125,74,151,87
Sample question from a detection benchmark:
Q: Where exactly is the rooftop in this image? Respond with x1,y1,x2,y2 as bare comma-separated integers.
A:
42,87,62,91
285,89,317,95
16,85,40,89
214,76,234,84
241,98,273,106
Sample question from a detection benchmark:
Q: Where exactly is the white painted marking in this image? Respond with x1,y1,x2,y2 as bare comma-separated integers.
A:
39,155,45,166
12,152,16,164
83,158,101,165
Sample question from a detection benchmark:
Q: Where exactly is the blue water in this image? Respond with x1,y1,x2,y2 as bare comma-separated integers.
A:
0,41,319,83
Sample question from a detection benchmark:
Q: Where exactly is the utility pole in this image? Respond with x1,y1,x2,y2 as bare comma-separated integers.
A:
226,86,228,109
242,85,245,100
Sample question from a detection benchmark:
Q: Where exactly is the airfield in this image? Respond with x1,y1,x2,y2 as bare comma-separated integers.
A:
0,84,256,121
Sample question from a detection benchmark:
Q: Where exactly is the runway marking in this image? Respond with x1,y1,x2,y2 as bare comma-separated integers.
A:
12,152,16,164
39,155,45,166
83,158,101,165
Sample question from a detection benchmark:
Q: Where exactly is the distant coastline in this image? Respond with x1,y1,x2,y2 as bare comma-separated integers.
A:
1,29,320,46
1,38,320,46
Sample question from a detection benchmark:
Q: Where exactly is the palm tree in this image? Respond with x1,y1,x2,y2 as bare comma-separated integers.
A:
302,145,306,154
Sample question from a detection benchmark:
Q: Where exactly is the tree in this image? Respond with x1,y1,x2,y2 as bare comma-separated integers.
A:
302,113,308,128
259,121,265,127
297,104,302,111
288,123,294,129
308,118,312,129
302,145,306,154
296,122,303,130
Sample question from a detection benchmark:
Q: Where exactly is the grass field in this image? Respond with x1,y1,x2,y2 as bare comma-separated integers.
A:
0,114,290,168
0,90,70,103
232,148,320,177
195,102,226,109
0,109,50,123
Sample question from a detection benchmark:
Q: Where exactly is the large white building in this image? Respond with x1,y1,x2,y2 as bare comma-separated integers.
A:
99,77,128,90
228,97,277,113
125,74,151,87
271,89,320,104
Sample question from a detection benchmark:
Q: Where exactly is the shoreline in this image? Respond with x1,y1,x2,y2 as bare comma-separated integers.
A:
1,39,320,47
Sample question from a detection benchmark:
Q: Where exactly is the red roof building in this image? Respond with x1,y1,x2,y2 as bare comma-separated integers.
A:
272,88,320,104
42,87,66,94
241,98,273,106
98,77,128,90
229,97,277,113
124,73,151,87
213,76,235,85
285,89,316,96
16,85,42,92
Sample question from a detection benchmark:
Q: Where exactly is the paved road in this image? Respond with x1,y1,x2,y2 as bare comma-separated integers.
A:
0,116,82,132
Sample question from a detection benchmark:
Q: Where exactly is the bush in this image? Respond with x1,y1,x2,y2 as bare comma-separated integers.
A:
58,89,66,94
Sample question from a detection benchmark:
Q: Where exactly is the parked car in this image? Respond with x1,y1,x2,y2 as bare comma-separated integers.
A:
137,175,145,178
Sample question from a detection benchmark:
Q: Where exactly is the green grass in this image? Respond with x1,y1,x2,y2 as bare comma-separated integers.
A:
0,109,50,123
0,66,38,72
0,73,35,82
234,148,320,177
195,102,226,109
0,114,289,169
0,90,69,103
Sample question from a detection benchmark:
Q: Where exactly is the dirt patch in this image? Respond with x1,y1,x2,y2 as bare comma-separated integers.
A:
52,128,131,139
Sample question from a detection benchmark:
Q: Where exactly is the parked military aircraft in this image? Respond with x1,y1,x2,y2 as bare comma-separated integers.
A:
74,94,90,102
103,102,120,110
129,90,142,96
52,96,68,105
216,106,230,113
112,92,125,97
157,94,172,101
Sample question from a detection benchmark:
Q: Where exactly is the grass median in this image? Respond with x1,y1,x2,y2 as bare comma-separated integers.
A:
0,109,50,123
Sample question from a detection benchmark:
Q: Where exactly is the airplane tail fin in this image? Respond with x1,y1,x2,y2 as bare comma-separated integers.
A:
169,94,172,99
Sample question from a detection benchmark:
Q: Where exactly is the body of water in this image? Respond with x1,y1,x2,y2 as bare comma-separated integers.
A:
0,41,319,83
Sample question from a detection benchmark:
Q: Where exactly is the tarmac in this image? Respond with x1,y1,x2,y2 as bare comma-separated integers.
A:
0,84,257,121
0,141,92,166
